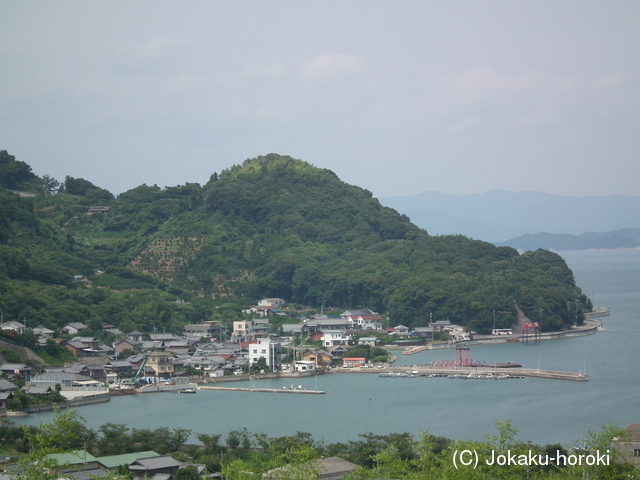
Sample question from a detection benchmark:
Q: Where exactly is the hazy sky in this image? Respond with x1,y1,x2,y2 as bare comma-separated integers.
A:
2,2,639,198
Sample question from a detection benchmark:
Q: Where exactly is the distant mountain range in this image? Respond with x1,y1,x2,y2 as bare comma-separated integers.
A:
379,190,640,249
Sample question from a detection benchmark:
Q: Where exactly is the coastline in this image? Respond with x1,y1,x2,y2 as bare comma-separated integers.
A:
400,319,604,355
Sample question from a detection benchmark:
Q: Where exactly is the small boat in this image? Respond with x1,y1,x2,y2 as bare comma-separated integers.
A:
178,388,197,394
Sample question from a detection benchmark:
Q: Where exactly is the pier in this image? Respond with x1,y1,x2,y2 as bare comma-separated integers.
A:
198,386,326,394
336,365,588,381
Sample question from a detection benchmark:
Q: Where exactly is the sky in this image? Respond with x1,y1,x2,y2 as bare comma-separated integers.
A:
1,1,639,199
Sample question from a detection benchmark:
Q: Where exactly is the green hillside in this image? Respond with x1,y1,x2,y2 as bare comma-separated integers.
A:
0,151,590,336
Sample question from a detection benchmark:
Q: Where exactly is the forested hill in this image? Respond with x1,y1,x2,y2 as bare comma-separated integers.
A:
0,151,590,335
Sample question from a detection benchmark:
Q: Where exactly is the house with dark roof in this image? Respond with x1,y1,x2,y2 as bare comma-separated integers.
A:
114,338,141,355
183,320,221,339
164,340,191,355
614,423,640,466
0,363,31,379
60,322,88,335
304,316,350,333
328,345,349,357
0,378,18,392
29,372,93,389
0,391,12,409
413,325,435,338
128,455,183,478
127,330,145,342
22,385,53,395
0,379,17,409
106,360,134,375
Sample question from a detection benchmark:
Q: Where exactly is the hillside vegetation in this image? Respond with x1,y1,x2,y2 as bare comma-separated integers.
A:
0,151,590,335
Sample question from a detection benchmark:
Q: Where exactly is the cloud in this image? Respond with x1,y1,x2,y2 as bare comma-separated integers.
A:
513,108,556,127
593,73,627,91
135,34,188,61
445,115,488,134
300,53,363,79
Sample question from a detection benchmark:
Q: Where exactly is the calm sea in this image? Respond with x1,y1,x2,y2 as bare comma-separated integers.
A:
15,249,640,447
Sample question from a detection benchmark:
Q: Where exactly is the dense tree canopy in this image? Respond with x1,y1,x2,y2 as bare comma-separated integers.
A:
0,151,590,334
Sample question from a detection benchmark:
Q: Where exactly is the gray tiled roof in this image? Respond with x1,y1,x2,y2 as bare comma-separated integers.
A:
129,455,182,470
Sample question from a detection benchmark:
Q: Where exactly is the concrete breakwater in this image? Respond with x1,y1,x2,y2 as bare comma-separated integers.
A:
198,385,325,394
335,365,588,381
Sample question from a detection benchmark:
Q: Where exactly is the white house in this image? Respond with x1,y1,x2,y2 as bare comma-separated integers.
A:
357,337,378,347
294,361,315,372
248,338,282,371
0,321,27,335
232,321,255,343
320,330,351,348
258,298,285,308
341,309,384,330
389,325,409,336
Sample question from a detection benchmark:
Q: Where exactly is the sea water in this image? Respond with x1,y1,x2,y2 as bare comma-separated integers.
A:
14,250,640,447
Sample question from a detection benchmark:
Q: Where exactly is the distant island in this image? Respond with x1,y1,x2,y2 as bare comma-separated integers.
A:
495,228,640,251
379,190,640,244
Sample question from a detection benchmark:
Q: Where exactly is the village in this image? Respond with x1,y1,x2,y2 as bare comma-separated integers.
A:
0,298,474,411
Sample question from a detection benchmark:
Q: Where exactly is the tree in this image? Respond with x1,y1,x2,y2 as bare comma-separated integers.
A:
196,433,225,456
97,423,132,455
41,175,60,195
172,465,202,480
251,356,268,374
220,458,261,480
265,443,320,480
9,408,100,480
0,150,36,190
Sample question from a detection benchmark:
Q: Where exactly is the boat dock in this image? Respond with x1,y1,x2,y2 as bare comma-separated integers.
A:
336,366,588,381
411,366,587,381
198,386,326,394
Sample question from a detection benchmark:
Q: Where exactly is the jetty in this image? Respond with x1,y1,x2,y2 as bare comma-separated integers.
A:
336,365,587,381
198,386,325,394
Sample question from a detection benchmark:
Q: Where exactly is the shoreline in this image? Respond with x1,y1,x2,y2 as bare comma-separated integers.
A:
2,319,605,417
400,319,604,355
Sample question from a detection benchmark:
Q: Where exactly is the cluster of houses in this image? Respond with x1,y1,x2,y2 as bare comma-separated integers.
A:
0,298,471,404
